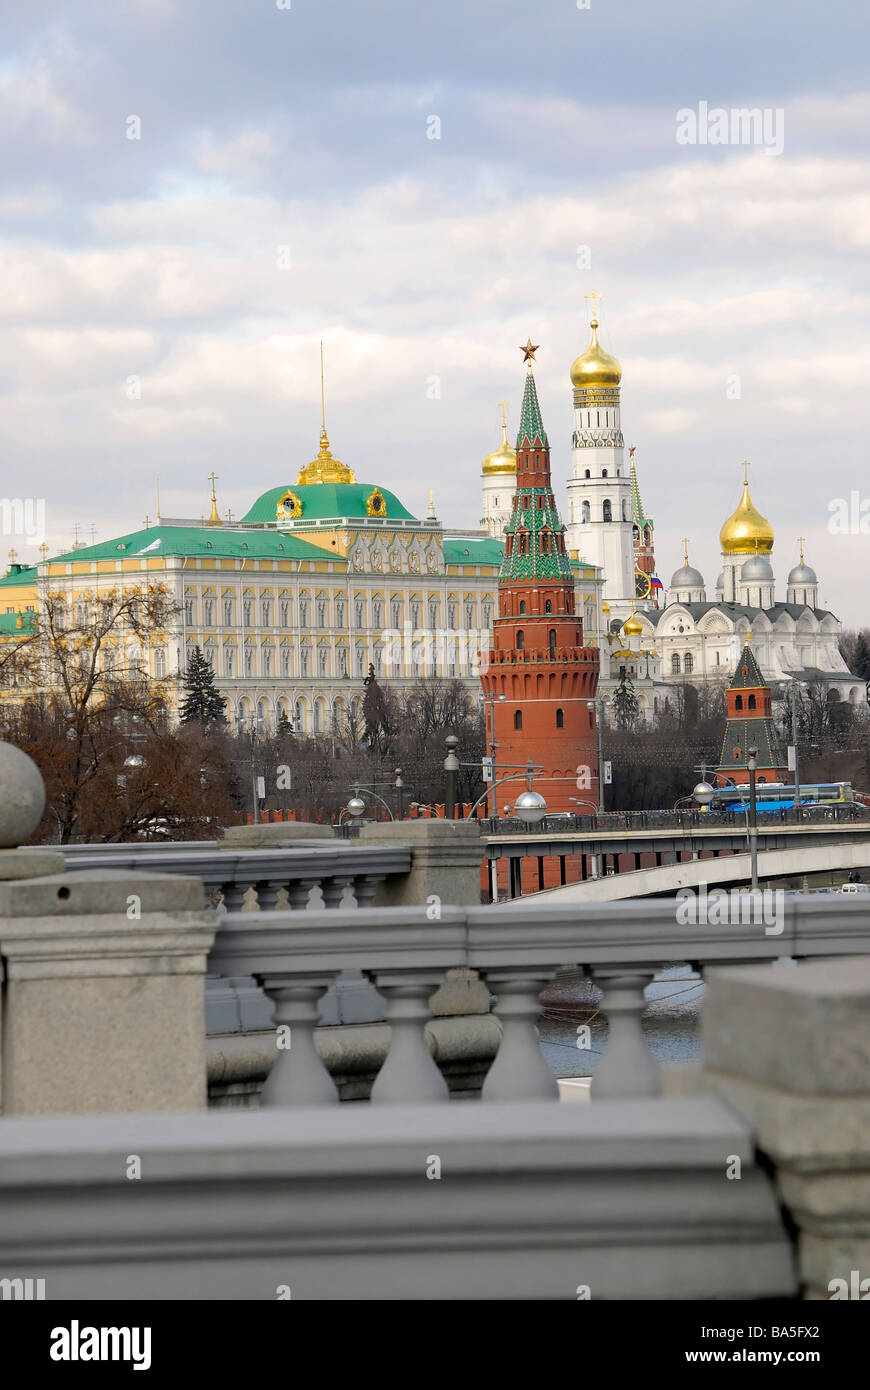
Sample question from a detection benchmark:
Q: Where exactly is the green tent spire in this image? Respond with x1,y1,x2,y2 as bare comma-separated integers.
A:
516,366,548,448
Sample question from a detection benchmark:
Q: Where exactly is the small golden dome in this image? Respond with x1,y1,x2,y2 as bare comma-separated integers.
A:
623,612,643,636
482,422,516,476
570,317,622,389
601,602,611,613
719,477,774,554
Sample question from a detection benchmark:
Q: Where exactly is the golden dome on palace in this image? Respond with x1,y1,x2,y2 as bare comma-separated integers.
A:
570,318,622,389
482,423,517,476
719,480,774,554
623,612,643,636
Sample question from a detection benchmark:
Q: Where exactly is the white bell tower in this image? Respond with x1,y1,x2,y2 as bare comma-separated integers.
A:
564,295,635,613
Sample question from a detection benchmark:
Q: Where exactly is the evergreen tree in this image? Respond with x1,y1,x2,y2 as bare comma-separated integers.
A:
179,646,227,728
612,667,641,731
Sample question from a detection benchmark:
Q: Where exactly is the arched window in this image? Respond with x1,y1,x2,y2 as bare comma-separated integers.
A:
584,469,591,479
602,469,608,478
622,498,630,521
581,500,591,523
748,693,757,710
734,747,742,760
549,628,557,657
735,694,743,710
516,630,524,650
540,531,550,554
519,600,526,614
545,599,552,614
514,710,523,730
555,707,564,728
671,652,681,674
684,652,693,674
602,499,612,522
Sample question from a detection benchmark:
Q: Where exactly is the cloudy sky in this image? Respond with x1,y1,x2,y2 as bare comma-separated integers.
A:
2,0,868,623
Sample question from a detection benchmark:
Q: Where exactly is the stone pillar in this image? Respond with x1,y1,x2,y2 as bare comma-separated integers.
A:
0,870,215,1115
702,957,870,1300
357,819,483,908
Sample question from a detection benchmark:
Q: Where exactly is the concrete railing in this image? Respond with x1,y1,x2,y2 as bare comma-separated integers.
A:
207,895,870,1107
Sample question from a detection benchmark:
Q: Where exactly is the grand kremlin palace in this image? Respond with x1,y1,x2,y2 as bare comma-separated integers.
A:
0,413,602,736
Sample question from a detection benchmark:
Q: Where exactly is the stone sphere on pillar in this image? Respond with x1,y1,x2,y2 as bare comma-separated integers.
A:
0,742,46,846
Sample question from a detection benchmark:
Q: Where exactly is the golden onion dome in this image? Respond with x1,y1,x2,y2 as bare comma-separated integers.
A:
482,421,517,476
570,317,622,389
623,612,643,636
719,478,774,554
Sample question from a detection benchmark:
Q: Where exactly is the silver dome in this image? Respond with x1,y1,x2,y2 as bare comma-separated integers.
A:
670,564,704,590
715,571,724,591
740,554,774,582
787,562,817,586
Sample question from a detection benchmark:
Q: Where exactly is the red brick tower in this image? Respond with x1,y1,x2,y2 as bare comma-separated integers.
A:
481,343,600,814
716,636,788,787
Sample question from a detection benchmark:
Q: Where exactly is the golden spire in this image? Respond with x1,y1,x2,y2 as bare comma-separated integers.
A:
296,342,356,485
156,477,161,521
798,535,805,564
719,463,774,554
570,295,622,388
8,547,17,566
427,489,436,519
39,542,49,563
682,537,690,566
143,515,150,530
482,400,517,476
206,472,222,527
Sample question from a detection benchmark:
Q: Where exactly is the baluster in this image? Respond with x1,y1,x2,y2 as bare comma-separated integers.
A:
370,973,448,1104
260,975,338,1106
254,879,283,912
352,874,384,907
220,881,247,913
482,971,558,1101
590,968,660,1099
321,876,353,909
286,878,318,910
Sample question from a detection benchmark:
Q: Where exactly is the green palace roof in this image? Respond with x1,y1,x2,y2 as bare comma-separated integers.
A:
0,564,37,587
48,526,328,565
443,536,504,566
242,483,416,526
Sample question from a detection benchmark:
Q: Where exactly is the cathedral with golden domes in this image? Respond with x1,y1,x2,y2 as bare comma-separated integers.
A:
479,306,860,720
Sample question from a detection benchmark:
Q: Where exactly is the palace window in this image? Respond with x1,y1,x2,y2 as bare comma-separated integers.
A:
736,694,743,710
281,647,291,677
224,599,234,626
261,599,272,627
243,599,253,626
549,629,557,658
514,710,523,730
204,599,214,626
335,600,345,628
391,599,401,627
748,693,757,710
263,647,273,677
184,598,194,626
225,648,234,676
355,599,365,626
683,652,693,674
602,499,612,522
516,630,524,650
581,501,590,523
519,600,526,615
317,600,327,628
545,599,552,614
299,600,309,626
671,653,681,674
556,708,564,728
300,648,310,676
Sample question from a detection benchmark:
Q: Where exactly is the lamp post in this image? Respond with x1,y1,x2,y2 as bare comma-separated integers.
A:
586,694,606,814
345,787,394,822
789,679,802,822
747,750,759,892
444,733,459,819
394,767,405,820
480,690,506,822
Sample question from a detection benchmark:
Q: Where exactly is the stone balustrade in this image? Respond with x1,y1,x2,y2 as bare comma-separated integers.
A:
208,894,870,1108
61,840,413,911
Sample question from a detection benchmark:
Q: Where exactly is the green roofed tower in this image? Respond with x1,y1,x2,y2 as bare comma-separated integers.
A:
716,636,788,787
481,345,600,814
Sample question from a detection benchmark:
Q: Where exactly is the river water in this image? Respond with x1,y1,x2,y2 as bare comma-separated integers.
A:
538,965,705,1078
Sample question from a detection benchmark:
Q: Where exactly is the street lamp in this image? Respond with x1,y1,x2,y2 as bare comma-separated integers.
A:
480,690,506,821
693,781,714,808
586,694,606,814
513,789,547,824
443,733,460,819
747,750,759,892
346,795,366,818
394,767,405,820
